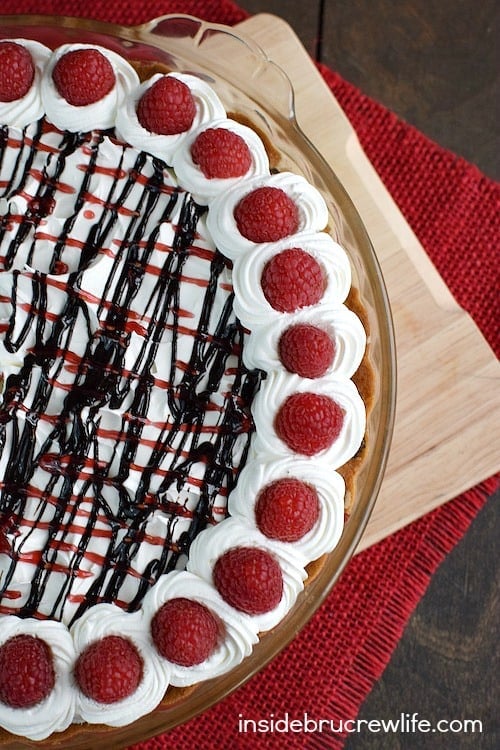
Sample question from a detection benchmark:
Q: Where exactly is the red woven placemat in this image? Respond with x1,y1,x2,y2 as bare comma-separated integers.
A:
1,2,499,748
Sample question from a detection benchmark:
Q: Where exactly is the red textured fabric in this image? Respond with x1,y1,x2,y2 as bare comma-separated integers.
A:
0,0,249,27
1,3,498,749
318,63,500,359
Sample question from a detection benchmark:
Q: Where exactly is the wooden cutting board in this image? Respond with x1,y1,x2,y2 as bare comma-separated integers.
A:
236,14,500,550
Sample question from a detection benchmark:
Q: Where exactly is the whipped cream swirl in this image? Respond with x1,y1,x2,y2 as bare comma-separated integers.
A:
228,456,346,560
141,570,259,687
172,117,270,204
188,517,307,633
232,231,353,329
251,370,366,469
243,302,366,379
0,617,76,741
206,172,329,260
41,44,139,131
0,40,51,127
71,605,170,727
115,73,226,165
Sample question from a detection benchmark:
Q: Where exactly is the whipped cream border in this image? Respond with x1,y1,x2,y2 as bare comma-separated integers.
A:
251,370,366,468
0,39,51,128
206,172,330,260
0,617,76,741
228,456,346,560
141,570,259,688
115,72,226,166
41,43,140,131
242,302,367,379
232,231,353,329
188,517,308,633
0,39,368,739
172,117,270,204
70,605,170,727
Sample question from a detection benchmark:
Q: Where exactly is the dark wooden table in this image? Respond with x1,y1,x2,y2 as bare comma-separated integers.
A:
241,2,499,747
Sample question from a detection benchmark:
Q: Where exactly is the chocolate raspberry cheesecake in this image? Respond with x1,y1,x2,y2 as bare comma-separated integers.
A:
0,34,369,741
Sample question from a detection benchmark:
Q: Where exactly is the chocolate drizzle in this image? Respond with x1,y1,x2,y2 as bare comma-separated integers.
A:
0,120,262,625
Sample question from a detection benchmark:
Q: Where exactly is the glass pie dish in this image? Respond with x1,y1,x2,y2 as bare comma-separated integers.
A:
0,13,396,749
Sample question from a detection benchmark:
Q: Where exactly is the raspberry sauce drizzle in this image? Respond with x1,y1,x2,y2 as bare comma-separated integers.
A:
0,119,262,625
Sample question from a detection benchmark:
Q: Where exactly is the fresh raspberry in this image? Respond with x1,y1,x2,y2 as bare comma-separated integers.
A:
278,323,335,378
74,635,143,704
213,546,283,615
234,187,299,243
151,598,220,666
137,76,196,135
191,127,252,179
0,634,55,709
0,41,35,103
261,248,325,312
275,392,344,456
52,48,115,106
255,478,320,542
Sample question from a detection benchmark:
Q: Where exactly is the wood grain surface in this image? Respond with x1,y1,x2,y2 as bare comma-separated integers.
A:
235,13,500,551
239,2,499,747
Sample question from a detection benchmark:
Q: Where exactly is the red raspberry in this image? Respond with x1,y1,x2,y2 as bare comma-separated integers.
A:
0,634,55,709
52,48,115,106
74,635,143,704
137,76,196,135
234,187,299,243
0,41,35,102
213,546,283,615
261,248,325,312
255,478,320,542
151,598,220,666
191,127,252,179
275,392,344,456
279,323,335,378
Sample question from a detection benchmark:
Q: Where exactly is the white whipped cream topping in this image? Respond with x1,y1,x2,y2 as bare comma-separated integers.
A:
71,604,170,727
0,119,248,628
187,517,307,633
228,456,346,560
0,39,51,127
0,617,76,741
141,570,259,687
172,117,270,204
0,271,33,385
232,231,352,329
251,370,366,470
0,341,23,393
115,73,226,165
41,44,139,131
206,172,329,260
243,302,366,379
